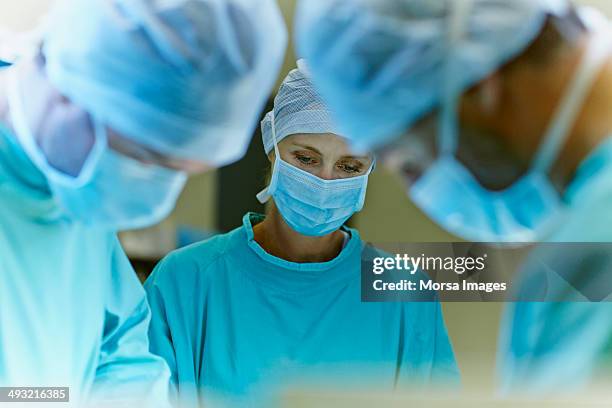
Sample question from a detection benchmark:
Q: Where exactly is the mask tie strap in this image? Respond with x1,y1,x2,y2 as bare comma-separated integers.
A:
271,111,281,164
439,0,473,157
531,32,611,174
256,111,278,203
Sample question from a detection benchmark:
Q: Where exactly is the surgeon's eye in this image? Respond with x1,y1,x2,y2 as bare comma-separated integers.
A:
337,159,365,175
293,151,320,166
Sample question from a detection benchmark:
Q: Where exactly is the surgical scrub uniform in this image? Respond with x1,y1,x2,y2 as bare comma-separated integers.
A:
500,136,612,392
146,213,459,407
0,123,170,405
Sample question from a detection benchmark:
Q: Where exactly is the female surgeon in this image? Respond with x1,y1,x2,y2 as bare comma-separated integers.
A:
145,62,459,407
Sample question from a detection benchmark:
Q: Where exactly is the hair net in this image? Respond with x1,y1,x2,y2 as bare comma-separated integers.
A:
261,60,339,155
43,0,287,166
296,0,570,151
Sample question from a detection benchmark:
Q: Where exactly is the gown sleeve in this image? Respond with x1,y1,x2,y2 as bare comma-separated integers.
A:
144,249,208,408
361,244,461,387
499,245,612,393
144,256,180,402
395,299,460,388
429,301,461,383
89,236,172,408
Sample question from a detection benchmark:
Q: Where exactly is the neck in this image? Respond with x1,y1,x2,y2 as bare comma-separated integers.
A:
253,203,346,263
552,45,612,191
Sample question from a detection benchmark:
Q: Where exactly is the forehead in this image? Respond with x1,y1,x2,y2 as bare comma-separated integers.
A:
280,132,348,149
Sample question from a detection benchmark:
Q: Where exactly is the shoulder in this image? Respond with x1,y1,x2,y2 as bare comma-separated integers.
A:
360,243,433,284
145,226,244,292
359,242,390,261
349,239,444,322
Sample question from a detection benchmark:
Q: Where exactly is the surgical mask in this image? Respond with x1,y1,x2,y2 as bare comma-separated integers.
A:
7,67,187,231
409,8,611,243
256,113,372,236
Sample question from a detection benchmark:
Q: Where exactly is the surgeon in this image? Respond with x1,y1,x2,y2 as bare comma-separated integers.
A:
0,0,286,406
297,0,612,395
145,61,459,407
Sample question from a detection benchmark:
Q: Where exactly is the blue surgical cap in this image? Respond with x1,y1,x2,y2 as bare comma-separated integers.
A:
43,0,287,166
297,0,569,151
261,60,339,155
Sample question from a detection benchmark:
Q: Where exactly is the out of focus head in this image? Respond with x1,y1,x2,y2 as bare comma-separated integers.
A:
7,0,287,230
296,0,612,243
297,0,589,188
44,0,287,168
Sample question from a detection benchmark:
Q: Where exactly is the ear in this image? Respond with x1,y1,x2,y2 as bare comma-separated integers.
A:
267,150,276,165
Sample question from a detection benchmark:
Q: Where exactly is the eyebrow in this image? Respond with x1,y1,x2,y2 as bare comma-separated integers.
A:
292,143,323,155
291,143,371,161
339,155,372,161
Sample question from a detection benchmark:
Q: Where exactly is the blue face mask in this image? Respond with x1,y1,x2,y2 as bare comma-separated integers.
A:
257,114,372,237
8,68,187,231
409,29,611,243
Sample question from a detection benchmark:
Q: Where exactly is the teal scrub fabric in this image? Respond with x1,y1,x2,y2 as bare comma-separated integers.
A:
499,136,612,393
146,213,459,407
0,124,170,406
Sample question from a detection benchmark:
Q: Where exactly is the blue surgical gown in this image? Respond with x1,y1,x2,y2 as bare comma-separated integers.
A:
145,213,459,407
0,123,170,406
499,136,612,393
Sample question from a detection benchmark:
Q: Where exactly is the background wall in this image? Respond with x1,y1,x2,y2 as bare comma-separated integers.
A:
1,0,610,395
0,0,50,31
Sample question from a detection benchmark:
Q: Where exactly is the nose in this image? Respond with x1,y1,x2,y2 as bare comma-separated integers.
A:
317,165,335,180
179,161,213,175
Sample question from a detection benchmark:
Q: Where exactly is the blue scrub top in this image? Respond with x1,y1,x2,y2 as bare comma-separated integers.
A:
146,213,459,407
499,136,612,393
0,119,170,405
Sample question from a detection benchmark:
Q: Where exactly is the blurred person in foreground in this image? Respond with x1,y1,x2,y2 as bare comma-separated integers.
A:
297,0,612,396
0,0,286,406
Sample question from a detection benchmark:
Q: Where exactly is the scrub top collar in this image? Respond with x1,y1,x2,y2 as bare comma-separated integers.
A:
241,212,362,293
